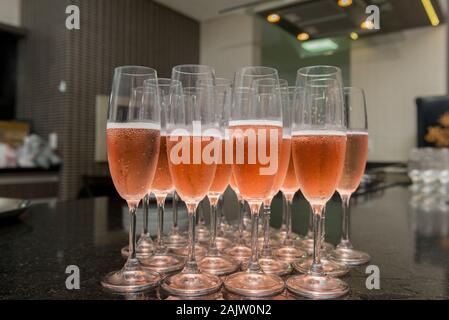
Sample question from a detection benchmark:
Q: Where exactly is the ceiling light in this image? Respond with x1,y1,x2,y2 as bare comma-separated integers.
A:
338,0,352,7
297,33,310,41
421,0,440,26
302,39,339,53
350,32,359,40
267,13,281,23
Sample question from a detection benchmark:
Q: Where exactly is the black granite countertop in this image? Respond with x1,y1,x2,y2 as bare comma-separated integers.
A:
1,182,448,300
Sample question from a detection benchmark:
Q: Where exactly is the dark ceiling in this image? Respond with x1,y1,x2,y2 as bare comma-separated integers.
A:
258,0,445,40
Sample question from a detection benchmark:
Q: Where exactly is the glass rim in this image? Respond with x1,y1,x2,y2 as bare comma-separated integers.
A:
286,86,303,93
305,77,340,88
172,64,215,76
232,86,256,93
144,78,182,88
236,66,278,78
215,77,232,86
344,86,365,94
197,77,232,87
279,79,288,87
253,78,287,87
297,65,341,78
114,65,157,77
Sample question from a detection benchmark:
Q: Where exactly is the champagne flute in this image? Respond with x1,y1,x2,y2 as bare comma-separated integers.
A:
300,209,334,254
225,174,252,263
224,67,285,297
139,78,186,274
292,75,348,278
275,195,300,242
274,87,307,264
121,194,154,258
164,191,188,248
216,195,235,243
217,195,235,236
196,200,210,243
258,80,293,276
229,174,251,238
286,67,349,299
330,87,370,266
102,66,162,292
198,78,239,276
162,65,222,296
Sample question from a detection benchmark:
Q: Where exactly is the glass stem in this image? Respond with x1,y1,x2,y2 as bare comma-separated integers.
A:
261,202,272,257
280,194,287,232
197,203,204,226
310,204,324,275
142,195,150,236
185,204,199,273
156,196,167,254
217,196,224,236
321,206,326,249
339,194,353,249
306,207,314,239
122,202,141,272
283,196,293,246
248,204,261,273
209,202,219,255
172,192,179,232
237,200,245,244
128,205,138,261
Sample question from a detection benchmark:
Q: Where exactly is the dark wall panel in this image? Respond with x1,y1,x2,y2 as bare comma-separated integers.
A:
20,0,200,199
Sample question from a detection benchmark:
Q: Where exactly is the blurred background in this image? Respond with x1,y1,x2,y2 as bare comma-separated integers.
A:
0,0,446,203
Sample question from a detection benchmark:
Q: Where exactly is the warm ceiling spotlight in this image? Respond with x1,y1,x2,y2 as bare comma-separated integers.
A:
297,32,310,41
350,32,359,40
421,0,440,26
361,20,375,30
338,0,352,7
267,13,281,23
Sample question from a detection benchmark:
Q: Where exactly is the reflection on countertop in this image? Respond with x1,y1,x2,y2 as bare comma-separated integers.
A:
1,179,449,299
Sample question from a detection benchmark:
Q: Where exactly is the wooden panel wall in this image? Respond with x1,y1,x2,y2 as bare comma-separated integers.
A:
19,0,200,199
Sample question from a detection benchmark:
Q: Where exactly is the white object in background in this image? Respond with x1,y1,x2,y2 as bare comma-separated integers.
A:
58,81,67,93
16,134,62,169
95,95,108,162
49,133,58,150
16,136,34,168
0,143,17,168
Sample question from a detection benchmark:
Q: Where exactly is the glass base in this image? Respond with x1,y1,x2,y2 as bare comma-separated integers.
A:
275,245,307,263
292,256,349,277
225,244,252,264
170,244,207,258
216,237,234,251
286,274,349,299
161,271,222,296
101,259,161,293
139,253,185,274
198,254,239,276
243,216,252,230
239,230,251,240
196,226,210,243
121,233,154,258
219,222,235,233
224,271,285,297
330,247,371,266
164,292,223,300
255,257,292,276
121,245,154,260
244,237,280,249
164,231,187,248
300,238,334,255
275,230,300,242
